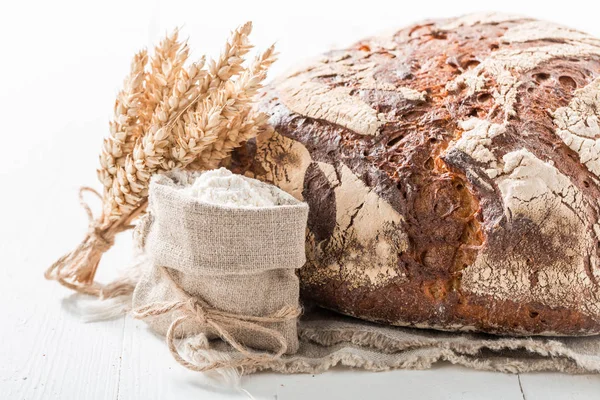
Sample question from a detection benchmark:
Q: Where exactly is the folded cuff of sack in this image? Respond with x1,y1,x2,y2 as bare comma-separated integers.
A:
143,171,309,275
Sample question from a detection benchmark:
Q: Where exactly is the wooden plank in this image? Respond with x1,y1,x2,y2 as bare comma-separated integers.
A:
0,2,156,398
116,317,525,400
254,367,524,400
1,2,599,399
0,193,127,400
117,317,265,399
519,373,600,400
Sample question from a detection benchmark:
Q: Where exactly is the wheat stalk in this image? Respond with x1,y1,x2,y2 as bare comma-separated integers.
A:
108,23,257,219
143,29,189,123
208,22,253,91
45,23,277,295
103,32,190,217
98,50,148,192
196,45,277,169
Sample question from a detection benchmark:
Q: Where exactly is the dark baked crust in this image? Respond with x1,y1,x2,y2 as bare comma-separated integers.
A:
234,13,600,335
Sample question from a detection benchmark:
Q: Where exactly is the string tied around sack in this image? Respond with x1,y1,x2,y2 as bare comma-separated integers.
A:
132,266,302,372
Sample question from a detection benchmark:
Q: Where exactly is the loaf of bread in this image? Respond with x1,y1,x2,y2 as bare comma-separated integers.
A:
233,13,600,336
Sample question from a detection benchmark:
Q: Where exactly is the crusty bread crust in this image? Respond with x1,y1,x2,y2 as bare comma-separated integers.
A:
233,13,600,335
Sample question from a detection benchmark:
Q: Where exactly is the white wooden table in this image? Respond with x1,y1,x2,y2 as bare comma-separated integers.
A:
1,1,599,398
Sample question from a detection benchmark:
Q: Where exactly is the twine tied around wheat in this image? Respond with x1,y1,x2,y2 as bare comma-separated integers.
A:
133,267,302,372
43,23,277,298
44,187,146,297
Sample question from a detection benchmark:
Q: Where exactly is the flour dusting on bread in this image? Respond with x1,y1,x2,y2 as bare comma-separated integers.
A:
234,13,600,336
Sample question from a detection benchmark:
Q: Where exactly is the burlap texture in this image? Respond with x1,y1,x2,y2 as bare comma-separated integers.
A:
199,308,600,375
132,171,309,354
131,171,600,375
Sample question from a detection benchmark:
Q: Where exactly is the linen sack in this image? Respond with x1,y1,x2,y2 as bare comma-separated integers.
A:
130,171,600,376
132,171,309,360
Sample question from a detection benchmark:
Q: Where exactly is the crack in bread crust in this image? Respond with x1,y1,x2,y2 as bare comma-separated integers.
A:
232,13,600,335
552,77,600,178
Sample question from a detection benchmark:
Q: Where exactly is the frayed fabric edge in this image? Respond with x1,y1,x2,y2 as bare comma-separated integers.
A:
61,264,600,377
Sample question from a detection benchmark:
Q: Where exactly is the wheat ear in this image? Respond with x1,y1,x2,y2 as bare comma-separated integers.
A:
98,50,148,191
142,29,189,123
111,23,255,217
45,23,277,296
196,45,277,169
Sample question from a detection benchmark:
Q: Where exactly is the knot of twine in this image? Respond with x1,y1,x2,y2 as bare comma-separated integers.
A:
82,190,115,252
188,298,209,324
45,187,143,296
132,267,302,372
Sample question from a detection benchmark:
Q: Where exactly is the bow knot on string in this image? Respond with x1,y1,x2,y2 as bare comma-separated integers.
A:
132,267,302,372
87,221,115,251
76,186,113,249
188,297,209,324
